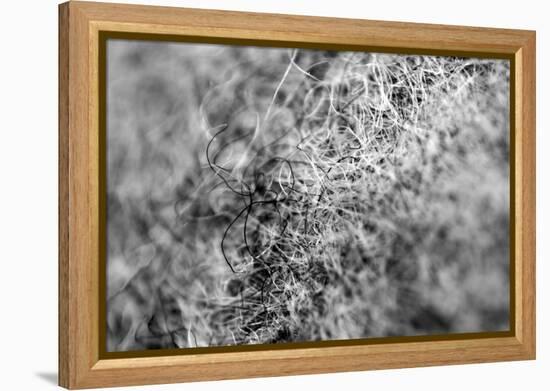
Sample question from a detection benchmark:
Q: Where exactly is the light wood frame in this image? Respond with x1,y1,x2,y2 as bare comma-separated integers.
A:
59,1,536,389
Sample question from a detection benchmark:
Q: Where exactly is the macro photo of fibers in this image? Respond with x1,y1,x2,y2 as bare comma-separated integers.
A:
105,40,510,352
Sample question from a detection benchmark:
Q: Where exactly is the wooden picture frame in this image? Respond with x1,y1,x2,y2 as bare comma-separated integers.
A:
59,1,536,389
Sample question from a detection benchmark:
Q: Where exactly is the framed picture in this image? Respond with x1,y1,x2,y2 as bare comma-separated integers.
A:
58,1,536,389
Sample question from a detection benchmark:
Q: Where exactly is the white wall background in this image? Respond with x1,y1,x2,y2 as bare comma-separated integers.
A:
0,0,546,389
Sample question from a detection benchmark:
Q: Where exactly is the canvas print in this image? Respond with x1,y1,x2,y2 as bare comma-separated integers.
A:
105,39,510,352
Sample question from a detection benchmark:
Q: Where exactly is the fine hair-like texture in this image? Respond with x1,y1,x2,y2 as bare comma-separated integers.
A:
105,40,509,352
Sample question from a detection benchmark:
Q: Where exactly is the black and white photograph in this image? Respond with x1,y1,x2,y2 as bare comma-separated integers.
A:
105,39,510,352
